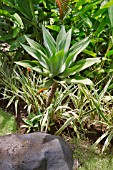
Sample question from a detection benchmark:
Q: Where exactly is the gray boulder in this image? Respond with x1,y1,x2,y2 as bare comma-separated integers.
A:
0,132,74,170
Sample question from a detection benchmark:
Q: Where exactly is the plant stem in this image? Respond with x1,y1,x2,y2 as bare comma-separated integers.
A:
46,81,58,107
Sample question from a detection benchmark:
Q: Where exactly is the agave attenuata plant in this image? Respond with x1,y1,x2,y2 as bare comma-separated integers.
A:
16,26,101,106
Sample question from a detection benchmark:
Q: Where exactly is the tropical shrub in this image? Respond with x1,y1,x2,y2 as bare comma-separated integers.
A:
16,25,101,107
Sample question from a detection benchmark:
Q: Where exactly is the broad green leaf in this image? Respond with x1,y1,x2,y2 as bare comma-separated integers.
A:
93,8,106,18
108,5,113,28
46,25,60,32
13,26,20,38
95,16,107,37
69,36,90,54
57,28,72,53
0,9,10,16
32,67,50,76
106,50,113,57
56,28,72,54
64,29,72,53
56,26,66,48
0,33,13,41
15,60,38,68
57,50,66,74
15,60,48,75
74,58,101,72
76,3,96,18
76,0,86,8
14,0,34,20
21,44,50,70
83,49,96,57
94,0,113,18
60,58,101,78
25,35,46,54
42,25,56,57
62,75,93,86
66,36,91,67
49,50,65,76
13,13,24,28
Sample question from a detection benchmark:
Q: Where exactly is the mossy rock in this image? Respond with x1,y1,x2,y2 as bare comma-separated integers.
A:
0,108,17,135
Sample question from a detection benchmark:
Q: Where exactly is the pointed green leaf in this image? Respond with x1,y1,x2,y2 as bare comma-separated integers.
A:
75,3,93,16
62,75,93,86
32,67,50,76
66,36,90,67
102,132,113,153
74,58,101,72
92,131,109,148
56,26,66,46
108,5,113,28
106,50,113,57
83,49,96,57
21,44,50,70
64,29,72,53
56,27,72,53
95,16,107,37
56,28,72,53
55,116,76,135
61,58,101,78
22,119,33,126
93,8,106,18
49,50,65,76
42,25,56,57
13,13,24,28
6,96,16,108
25,35,46,54
15,60,49,75
15,60,38,68
94,0,113,18
15,99,19,117
99,77,112,100
46,25,60,32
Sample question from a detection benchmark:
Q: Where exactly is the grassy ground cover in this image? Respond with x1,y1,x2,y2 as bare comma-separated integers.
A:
72,138,113,170
0,108,17,135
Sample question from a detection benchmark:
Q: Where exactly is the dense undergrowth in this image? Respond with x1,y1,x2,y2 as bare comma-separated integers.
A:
0,0,113,154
